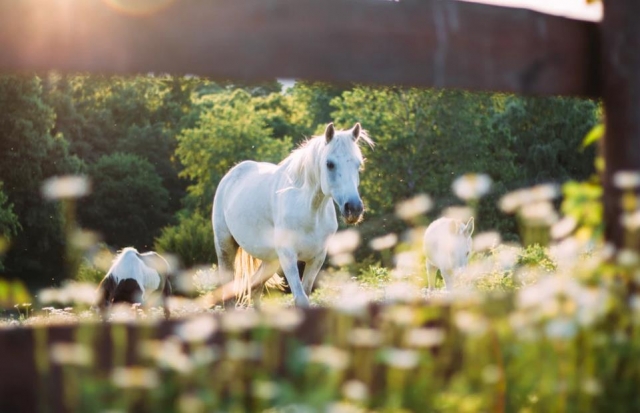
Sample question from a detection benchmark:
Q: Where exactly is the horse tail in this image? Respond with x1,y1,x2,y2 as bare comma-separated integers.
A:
234,247,261,307
234,248,286,307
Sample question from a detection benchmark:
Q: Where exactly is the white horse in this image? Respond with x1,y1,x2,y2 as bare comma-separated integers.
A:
423,217,474,291
207,122,373,307
96,247,173,318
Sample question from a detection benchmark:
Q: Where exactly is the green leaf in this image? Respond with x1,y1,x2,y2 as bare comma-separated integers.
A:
582,123,604,149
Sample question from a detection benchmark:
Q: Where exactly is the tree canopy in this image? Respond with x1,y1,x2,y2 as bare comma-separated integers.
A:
0,75,599,288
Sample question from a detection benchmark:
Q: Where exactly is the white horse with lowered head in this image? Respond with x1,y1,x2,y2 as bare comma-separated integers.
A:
207,122,373,307
96,247,173,318
423,217,474,291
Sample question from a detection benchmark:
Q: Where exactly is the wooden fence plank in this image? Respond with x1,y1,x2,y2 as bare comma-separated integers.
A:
601,0,640,251
0,0,599,98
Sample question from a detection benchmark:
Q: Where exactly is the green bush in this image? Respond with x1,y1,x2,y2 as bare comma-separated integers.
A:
154,211,216,268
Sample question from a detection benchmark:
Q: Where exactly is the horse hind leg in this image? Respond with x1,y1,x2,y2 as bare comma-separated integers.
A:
426,262,437,291
213,218,240,303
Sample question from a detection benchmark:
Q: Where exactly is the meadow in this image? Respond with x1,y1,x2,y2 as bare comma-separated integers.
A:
2,179,639,412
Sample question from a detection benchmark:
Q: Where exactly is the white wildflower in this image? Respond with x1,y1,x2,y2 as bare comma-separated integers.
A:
326,229,361,256
50,343,93,366
405,328,445,348
395,194,433,220
383,348,420,369
174,314,217,342
112,367,159,389
342,380,369,401
613,170,640,190
41,175,91,200
452,174,492,201
306,345,350,370
369,233,398,251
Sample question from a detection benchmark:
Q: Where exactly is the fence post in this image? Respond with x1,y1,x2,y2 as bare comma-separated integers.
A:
601,0,640,252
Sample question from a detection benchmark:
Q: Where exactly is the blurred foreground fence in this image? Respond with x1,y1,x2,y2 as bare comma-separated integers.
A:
0,304,460,412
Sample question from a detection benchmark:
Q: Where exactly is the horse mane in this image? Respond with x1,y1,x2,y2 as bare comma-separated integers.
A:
280,127,374,189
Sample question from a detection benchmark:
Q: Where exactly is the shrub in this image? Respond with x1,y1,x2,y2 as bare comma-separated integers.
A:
155,212,216,269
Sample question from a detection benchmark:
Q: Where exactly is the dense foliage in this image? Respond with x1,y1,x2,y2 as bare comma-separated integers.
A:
0,74,598,288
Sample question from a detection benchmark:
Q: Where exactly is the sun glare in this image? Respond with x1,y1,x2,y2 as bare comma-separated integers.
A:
101,0,176,16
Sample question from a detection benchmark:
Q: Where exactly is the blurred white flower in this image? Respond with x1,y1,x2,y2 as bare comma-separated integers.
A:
405,328,445,348
622,211,640,230
617,249,640,267
369,233,398,251
221,309,260,332
499,184,559,213
225,340,261,361
330,253,354,267
50,343,93,366
454,311,488,336
481,364,502,384
326,229,361,256
342,380,369,401
395,194,432,220
39,282,97,306
174,314,217,342
582,377,602,395
551,216,578,240
306,345,350,370
393,251,421,278
261,307,304,331
442,206,474,222
520,201,557,225
383,348,420,369
348,328,383,347
384,281,420,303
452,174,492,201
142,338,192,374
253,380,280,400
42,175,91,200
472,231,501,252
613,170,640,189
333,282,371,316
177,395,205,413
545,317,577,340
112,367,159,389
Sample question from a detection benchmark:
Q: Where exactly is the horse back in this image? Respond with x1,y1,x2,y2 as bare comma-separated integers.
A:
423,217,467,268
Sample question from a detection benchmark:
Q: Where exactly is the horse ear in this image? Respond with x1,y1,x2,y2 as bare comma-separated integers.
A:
464,217,475,237
325,123,335,143
352,122,361,141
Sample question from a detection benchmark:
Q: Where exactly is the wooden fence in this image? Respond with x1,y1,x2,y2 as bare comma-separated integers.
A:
0,0,639,411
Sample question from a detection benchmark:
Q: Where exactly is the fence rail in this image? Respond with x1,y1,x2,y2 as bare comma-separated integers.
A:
0,0,599,98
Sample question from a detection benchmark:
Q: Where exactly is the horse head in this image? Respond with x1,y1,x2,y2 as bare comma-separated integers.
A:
320,122,373,225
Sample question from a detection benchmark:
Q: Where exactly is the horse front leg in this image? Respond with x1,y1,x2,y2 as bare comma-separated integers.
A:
277,249,309,307
301,253,326,296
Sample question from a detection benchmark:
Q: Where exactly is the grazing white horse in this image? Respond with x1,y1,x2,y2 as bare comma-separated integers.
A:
96,247,173,318
208,122,373,307
423,217,474,291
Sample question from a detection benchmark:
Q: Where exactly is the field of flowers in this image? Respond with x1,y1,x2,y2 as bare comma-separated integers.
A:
2,170,640,412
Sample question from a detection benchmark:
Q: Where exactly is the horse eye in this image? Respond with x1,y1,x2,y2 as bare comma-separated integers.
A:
327,161,335,170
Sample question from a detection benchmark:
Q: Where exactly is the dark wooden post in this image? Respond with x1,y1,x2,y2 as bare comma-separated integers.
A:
601,0,640,251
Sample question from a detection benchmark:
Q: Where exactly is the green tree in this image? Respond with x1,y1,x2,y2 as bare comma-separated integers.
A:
332,87,597,243
0,75,81,287
490,95,598,187
0,184,19,239
176,89,292,211
79,153,170,249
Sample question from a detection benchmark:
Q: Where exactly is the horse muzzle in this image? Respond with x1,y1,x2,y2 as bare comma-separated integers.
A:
342,199,364,225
